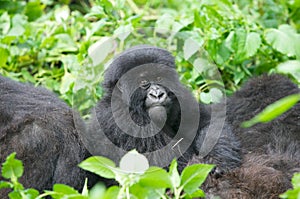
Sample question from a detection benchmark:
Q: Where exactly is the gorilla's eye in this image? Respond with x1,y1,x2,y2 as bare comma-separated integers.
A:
140,80,150,89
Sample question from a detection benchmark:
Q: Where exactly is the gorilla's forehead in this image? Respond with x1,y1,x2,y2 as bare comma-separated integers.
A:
126,63,178,79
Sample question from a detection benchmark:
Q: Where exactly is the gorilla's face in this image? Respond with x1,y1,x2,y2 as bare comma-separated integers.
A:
117,69,176,127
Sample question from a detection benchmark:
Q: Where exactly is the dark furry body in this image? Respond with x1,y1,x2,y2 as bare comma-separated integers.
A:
90,46,241,173
204,74,300,198
0,76,97,196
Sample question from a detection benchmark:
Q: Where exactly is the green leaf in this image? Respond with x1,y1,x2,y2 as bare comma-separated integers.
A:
78,156,116,179
180,164,214,194
155,14,174,34
114,24,132,41
242,94,300,128
54,5,70,23
49,184,87,199
89,182,106,199
60,72,75,94
23,188,40,199
244,32,261,58
0,181,12,189
103,186,120,199
0,12,10,35
7,14,26,36
1,153,23,179
277,60,300,83
53,184,79,194
185,189,205,198
52,34,78,53
119,149,149,173
183,38,200,60
24,0,45,21
139,167,172,189
169,159,180,188
88,37,114,66
0,47,9,67
279,174,300,199
292,173,300,188
265,24,300,58
130,183,163,199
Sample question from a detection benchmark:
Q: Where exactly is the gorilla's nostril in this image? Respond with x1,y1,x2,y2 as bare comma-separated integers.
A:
149,93,157,99
158,92,165,99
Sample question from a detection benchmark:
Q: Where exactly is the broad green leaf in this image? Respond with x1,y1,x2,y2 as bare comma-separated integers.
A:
23,188,40,199
88,37,114,66
280,173,300,198
54,5,70,23
234,28,247,61
130,184,162,199
183,38,200,60
119,150,149,173
210,88,223,103
53,184,79,194
200,92,211,104
168,159,180,188
155,14,174,34
265,24,300,58
49,184,87,199
277,60,300,83
242,94,300,128
89,182,106,199
53,34,78,53
60,72,75,94
0,12,10,34
114,24,132,41
185,189,205,198
139,167,172,188
244,32,261,58
292,173,300,188
0,181,12,189
0,47,9,67
103,186,120,199
24,0,45,21
181,164,214,194
1,152,23,179
7,14,26,36
78,156,116,179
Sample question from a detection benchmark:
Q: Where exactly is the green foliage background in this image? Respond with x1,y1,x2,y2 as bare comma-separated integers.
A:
1,0,300,112
1,1,300,198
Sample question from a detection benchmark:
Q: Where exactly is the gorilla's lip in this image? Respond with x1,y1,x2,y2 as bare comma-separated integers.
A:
148,104,165,108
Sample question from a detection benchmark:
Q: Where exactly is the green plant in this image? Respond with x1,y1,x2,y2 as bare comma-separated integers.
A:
0,151,214,199
280,173,300,199
1,0,300,112
79,150,214,199
0,153,39,199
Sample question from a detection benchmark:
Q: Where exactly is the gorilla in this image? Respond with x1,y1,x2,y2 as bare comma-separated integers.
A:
202,74,300,198
86,45,241,173
0,76,98,196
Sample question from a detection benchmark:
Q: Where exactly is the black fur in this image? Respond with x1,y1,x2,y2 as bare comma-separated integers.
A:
87,45,241,173
204,74,300,198
0,76,97,196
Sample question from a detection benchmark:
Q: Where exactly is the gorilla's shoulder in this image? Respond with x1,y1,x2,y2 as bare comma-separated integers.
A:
232,74,299,100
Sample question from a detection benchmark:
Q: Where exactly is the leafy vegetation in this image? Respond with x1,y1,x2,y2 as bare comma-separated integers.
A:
0,151,214,199
1,0,300,198
280,173,300,199
1,0,300,112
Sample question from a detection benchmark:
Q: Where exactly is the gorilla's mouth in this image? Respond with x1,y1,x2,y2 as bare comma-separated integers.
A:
147,105,167,125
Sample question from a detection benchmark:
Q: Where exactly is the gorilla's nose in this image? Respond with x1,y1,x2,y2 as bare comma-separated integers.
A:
147,85,167,103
